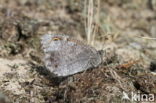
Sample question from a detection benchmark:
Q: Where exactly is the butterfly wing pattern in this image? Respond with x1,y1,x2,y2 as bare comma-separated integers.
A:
41,34,102,77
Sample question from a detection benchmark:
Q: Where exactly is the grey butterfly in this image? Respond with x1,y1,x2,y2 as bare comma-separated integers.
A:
41,34,103,77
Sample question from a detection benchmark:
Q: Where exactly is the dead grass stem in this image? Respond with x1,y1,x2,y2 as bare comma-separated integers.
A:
84,0,100,45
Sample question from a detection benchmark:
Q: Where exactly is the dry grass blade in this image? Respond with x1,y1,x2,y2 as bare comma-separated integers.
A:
140,36,156,40
84,0,100,45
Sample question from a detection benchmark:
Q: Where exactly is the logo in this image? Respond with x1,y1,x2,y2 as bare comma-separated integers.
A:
122,91,155,102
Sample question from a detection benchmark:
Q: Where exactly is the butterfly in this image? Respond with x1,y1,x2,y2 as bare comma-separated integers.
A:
41,34,103,77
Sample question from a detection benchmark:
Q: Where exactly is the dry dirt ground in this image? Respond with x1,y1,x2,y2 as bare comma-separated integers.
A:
0,0,156,103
